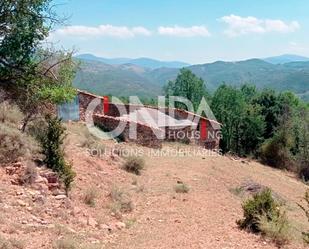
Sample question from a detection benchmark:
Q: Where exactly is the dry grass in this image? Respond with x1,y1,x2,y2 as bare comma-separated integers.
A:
52,237,78,249
0,123,39,164
122,156,145,175
20,163,38,185
110,186,133,216
174,182,190,193
83,187,99,207
0,102,24,126
259,212,292,247
0,236,25,249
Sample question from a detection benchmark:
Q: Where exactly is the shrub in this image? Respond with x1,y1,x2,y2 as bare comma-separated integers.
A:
237,188,291,246
20,163,38,185
26,117,48,141
237,189,280,232
260,134,293,170
39,115,75,195
0,123,38,164
52,237,78,249
8,238,25,249
298,190,309,244
0,235,10,249
0,102,24,126
60,161,76,195
122,156,145,175
174,182,190,193
110,186,133,215
40,115,66,171
83,187,98,207
259,211,291,247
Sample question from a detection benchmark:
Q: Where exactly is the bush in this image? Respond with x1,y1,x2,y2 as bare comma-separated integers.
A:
20,163,38,185
0,102,24,126
298,190,309,244
174,182,190,193
39,115,75,195
83,187,98,207
299,165,309,183
60,161,76,195
260,134,293,170
237,189,280,232
122,156,145,175
0,123,38,164
53,237,78,249
259,211,291,247
110,186,133,215
237,189,291,246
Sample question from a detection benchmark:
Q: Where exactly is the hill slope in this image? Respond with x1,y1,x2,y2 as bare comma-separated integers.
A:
75,54,190,69
0,122,307,248
74,58,309,99
263,54,309,64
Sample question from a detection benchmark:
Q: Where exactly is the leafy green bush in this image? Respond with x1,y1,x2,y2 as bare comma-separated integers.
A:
237,189,280,232
237,189,291,246
39,115,75,194
260,132,293,170
122,156,145,175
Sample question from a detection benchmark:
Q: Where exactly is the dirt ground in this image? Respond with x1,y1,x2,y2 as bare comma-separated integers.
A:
0,123,308,249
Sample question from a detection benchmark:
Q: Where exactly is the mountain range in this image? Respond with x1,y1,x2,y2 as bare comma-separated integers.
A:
73,54,309,101
75,54,190,69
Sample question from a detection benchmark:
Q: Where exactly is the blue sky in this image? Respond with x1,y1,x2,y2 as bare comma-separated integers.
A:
50,0,309,64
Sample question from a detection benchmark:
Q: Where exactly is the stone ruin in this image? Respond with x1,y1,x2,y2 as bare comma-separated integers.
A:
63,90,221,149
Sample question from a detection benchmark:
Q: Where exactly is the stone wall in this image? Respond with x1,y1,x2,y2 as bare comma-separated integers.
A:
78,90,103,121
77,90,221,149
93,114,163,149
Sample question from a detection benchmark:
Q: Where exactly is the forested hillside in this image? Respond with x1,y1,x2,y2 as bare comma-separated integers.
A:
74,56,309,100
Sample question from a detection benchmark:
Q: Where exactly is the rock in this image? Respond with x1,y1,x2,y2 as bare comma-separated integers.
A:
115,222,126,230
6,166,17,175
78,217,88,226
52,190,66,196
55,195,67,200
17,200,27,207
33,195,46,205
88,217,98,228
34,175,48,184
16,190,24,196
48,183,60,191
100,224,111,230
32,183,49,193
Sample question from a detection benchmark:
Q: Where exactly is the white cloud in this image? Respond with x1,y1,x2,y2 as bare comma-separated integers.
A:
158,25,211,37
220,15,300,37
54,24,152,38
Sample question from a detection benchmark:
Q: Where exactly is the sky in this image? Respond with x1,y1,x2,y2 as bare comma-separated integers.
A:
50,0,309,64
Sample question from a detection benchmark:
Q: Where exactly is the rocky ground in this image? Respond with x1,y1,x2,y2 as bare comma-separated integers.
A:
0,122,308,249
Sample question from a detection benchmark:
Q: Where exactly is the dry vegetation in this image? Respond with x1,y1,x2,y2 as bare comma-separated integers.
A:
0,121,308,249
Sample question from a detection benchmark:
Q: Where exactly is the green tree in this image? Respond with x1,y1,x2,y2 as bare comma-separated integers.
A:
0,1,76,130
0,0,52,84
163,68,210,111
211,84,265,155
253,89,281,139
39,115,75,195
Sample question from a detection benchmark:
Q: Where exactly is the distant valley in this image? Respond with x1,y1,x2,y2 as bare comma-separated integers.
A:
73,54,309,101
